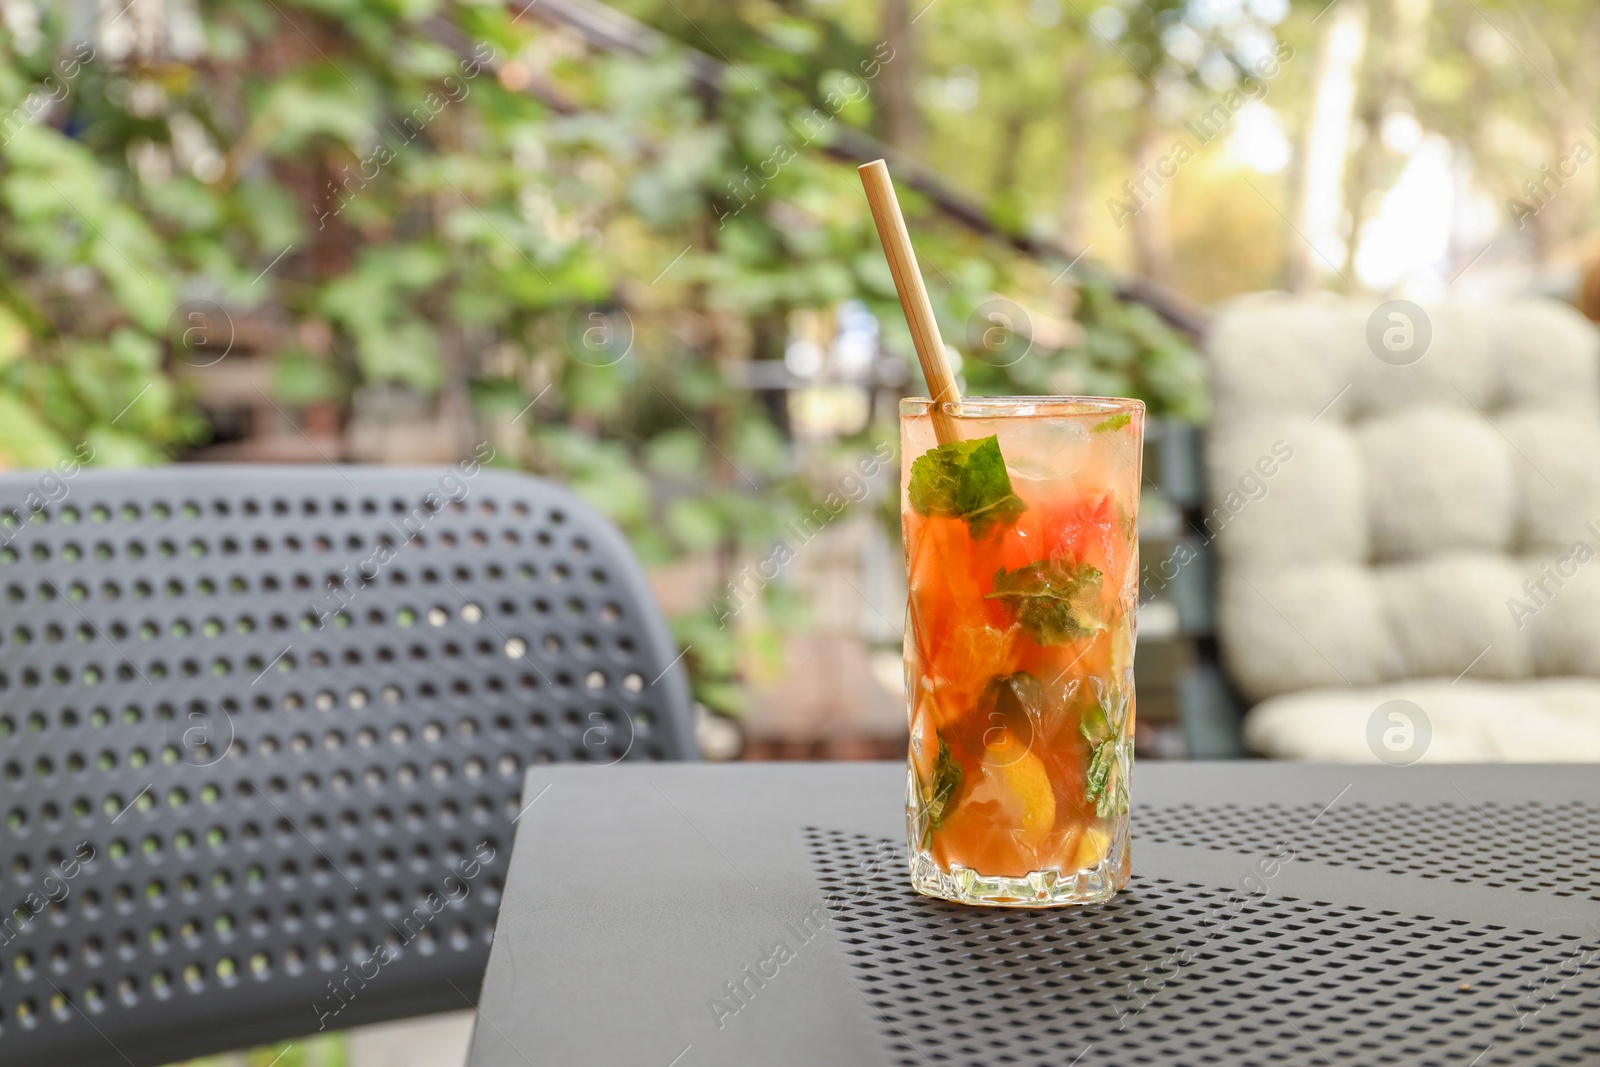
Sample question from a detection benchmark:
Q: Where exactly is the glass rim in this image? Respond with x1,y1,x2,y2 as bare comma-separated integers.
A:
900,395,1145,418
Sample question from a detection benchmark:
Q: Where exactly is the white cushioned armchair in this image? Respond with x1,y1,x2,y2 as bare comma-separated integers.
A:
1205,294,1600,762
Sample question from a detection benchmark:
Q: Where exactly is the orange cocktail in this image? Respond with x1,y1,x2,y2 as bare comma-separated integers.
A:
902,397,1143,906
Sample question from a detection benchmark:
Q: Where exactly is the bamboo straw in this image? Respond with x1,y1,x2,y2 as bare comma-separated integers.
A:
859,159,961,445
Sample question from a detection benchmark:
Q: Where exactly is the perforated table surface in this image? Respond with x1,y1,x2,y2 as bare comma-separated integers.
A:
465,762,1600,1067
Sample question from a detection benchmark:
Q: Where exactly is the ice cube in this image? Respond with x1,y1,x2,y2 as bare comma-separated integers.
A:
1002,417,1091,483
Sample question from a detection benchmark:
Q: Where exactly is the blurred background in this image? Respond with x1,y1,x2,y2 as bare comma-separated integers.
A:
4,0,1599,762
7,0,1600,1063
6,0,1600,771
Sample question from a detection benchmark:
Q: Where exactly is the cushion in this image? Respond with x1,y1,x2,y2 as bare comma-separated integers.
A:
1243,678,1600,762
1206,295,1600,707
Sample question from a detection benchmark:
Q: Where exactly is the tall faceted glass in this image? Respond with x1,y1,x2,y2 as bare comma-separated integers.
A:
901,397,1144,906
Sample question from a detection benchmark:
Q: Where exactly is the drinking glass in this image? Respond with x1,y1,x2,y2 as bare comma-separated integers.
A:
901,396,1144,906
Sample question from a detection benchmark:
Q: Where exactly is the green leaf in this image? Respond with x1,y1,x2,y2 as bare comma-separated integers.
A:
729,416,789,477
695,680,747,717
665,497,723,552
1087,735,1129,819
356,320,440,391
0,305,30,366
1083,689,1130,818
564,363,627,419
1093,412,1131,433
907,435,1026,537
0,393,70,467
643,429,706,479
923,737,963,842
1086,738,1113,800
273,349,344,404
258,76,374,154
1079,700,1111,745
985,559,1104,644
82,426,165,468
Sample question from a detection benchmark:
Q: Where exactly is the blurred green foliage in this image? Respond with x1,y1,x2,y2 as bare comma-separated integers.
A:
0,0,1204,718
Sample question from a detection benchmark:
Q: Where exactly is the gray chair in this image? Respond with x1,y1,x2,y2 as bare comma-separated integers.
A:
0,465,696,1066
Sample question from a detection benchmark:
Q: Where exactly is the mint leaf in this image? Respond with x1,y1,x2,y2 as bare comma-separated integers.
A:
1089,740,1128,817
1093,413,1131,433
1079,701,1111,745
908,435,1026,538
922,737,964,847
984,559,1105,644
1083,690,1130,818
1085,734,1129,818
1086,736,1114,799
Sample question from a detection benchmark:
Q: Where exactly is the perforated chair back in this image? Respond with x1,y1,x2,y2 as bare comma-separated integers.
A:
0,465,696,1066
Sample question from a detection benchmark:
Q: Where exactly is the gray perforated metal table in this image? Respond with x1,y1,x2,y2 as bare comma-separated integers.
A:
465,762,1600,1067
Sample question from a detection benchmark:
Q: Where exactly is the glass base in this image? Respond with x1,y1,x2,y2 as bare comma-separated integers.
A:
909,848,1126,908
